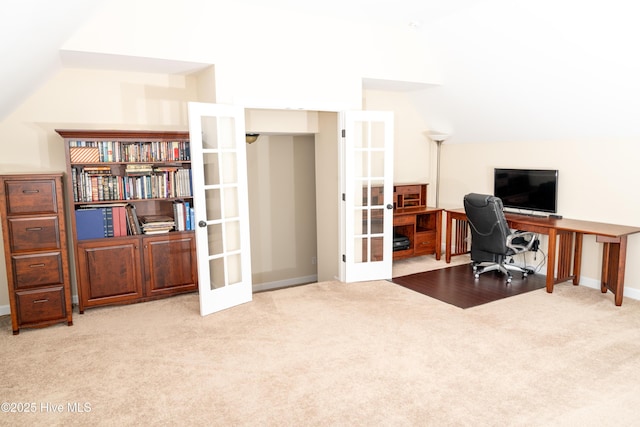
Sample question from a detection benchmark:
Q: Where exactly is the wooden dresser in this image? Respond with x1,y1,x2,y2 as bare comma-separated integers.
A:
0,173,73,334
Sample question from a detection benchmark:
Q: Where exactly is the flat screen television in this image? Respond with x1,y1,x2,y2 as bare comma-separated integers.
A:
494,168,559,214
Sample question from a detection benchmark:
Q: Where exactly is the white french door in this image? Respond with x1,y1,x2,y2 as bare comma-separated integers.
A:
342,111,394,283
188,102,252,316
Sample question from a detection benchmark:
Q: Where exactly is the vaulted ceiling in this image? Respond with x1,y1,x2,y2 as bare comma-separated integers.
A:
3,0,638,143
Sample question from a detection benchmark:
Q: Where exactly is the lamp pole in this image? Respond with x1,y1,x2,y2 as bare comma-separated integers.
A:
434,138,444,208
427,132,449,208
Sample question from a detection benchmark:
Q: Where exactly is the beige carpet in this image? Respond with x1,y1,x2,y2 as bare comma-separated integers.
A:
2,257,640,426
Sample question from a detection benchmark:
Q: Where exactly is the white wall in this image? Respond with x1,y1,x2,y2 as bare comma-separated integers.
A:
61,0,441,111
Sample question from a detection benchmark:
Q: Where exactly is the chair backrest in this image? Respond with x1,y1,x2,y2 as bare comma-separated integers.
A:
463,193,511,256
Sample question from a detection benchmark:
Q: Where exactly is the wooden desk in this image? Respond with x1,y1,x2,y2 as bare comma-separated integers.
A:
393,207,442,261
445,208,640,306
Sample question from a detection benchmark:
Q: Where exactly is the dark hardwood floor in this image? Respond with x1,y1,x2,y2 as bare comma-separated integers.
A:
391,263,547,309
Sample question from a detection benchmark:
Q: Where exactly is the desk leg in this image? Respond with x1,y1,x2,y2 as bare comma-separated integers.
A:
446,215,469,263
435,210,442,261
572,233,583,285
598,235,627,306
546,228,557,293
445,212,453,263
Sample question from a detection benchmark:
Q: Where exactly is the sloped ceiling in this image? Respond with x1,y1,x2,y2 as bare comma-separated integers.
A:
0,0,105,120
2,0,639,144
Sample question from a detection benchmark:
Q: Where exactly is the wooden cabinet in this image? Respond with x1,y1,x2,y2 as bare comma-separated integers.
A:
0,173,73,334
76,232,196,310
56,130,197,313
393,184,442,260
394,183,428,209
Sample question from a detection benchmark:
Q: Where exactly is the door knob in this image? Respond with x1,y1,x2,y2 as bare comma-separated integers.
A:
198,220,207,228
386,204,393,209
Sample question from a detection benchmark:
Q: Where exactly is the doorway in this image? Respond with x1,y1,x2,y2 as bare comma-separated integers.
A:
246,134,318,292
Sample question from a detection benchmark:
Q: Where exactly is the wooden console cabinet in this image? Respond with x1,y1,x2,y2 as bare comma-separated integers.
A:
393,184,442,260
0,173,73,334
56,130,197,313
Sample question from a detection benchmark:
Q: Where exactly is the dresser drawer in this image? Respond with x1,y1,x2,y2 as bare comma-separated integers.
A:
8,217,61,251
414,232,436,255
4,179,58,214
15,287,66,325
12,252,64,290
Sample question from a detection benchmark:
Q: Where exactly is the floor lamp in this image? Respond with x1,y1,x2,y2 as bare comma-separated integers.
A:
428,133,449,208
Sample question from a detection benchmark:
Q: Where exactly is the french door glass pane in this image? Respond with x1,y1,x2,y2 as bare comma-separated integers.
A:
371,122,385,148
371,236,383,261
218,117,236,149
354,150,367,177
371,151,385,177
371,208,384,234
202,117,219,150
208,223,223,256
228,253,242,284
203,153,220,185
209,258,224,290
224,187,239,218
221,152,238,184
225,220,241,252
204,188,221,221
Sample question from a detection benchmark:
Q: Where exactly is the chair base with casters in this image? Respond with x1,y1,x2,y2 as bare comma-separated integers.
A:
471,257,535,283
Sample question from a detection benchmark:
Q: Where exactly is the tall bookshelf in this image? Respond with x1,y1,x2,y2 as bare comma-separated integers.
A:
56,130,198,313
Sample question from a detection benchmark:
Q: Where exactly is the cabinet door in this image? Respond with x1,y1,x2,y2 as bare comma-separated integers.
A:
142,233,197,297
77,238,143,309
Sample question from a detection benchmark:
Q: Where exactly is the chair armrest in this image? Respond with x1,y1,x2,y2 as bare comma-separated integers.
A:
507,231,538,252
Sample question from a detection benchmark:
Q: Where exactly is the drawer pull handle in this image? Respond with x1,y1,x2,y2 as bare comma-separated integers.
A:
29,263,46,268
33,298,49,304
22,189,40,194
26,227,43,231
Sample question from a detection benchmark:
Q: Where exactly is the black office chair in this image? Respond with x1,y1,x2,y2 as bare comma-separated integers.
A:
463,193,539,283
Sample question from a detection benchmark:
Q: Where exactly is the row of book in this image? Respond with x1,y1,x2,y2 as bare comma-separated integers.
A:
69,140,190,162
71,167,192,202
75,201,196,240
75,204,138,239
172,200,195,231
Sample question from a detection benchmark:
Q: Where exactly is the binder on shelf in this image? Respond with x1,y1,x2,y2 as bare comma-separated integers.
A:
75,209,106,240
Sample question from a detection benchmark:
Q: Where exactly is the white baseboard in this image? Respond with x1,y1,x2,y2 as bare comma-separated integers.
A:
253,275,318,293
576,276,640,301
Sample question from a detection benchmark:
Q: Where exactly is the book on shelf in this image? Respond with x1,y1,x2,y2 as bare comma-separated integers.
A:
125,164,153,176
138,215,175,234
184,201,191,231
125,204,142,235
173,200,186,231
83,166,112,175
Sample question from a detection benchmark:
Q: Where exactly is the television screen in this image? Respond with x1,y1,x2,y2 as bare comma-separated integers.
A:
494,168,558,213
